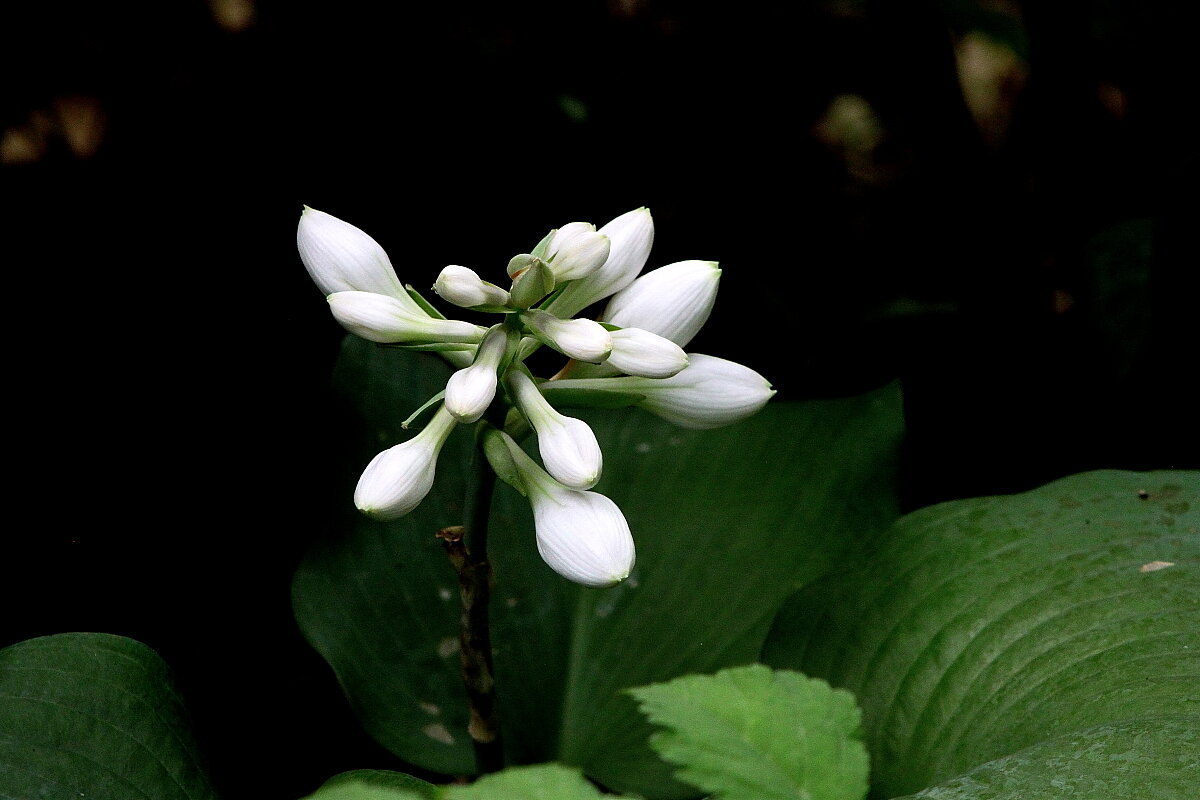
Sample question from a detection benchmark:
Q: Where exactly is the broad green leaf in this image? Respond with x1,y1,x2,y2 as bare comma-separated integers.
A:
762,470,1200,799
293,336,904,796
291,340,483,776
444,763,632,800
890,717,1199,799
303,769,436,800
0,633,218,800
541,382,900,799
628,664,869,800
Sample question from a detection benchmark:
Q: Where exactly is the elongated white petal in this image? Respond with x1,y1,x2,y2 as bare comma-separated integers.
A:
532,485,636,588
522,309,612,364
543,354,774,429
509,371,603,489
433,264,511,308
602,260,721,347
603,328,689,378
547,222,610,281
297,207,424,314
444,327,508,422
546,207,654,317
328,291,488,344
354,407,458,519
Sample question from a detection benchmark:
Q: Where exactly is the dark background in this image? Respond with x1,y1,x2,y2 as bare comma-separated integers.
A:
2,1,1196,797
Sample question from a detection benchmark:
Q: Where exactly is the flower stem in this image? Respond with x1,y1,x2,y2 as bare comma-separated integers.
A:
438,435,504,774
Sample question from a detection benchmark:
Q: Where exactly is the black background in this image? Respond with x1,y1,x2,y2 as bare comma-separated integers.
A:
2,1,1196,797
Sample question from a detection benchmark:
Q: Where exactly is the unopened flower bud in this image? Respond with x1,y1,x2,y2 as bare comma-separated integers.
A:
489,430,634,587
508,258,555,308
433,265,510,308
521,309,612,364
546,207,654,318
546,222,610,282
604,328,689,378
444,326,510,422
297,207,425,314
328,291,488,344
543,354,774,430
354,406,458,520
509,370,603,489
534,486,636,587
602,260,721,347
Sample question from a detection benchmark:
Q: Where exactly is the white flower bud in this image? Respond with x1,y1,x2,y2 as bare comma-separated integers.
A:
603,328,689,378
433,265,511,308
532,485,636,588
543,354,774,430
546,207,654,318
521,309,612,364
354,406,458,520
546,222,610,282
602,260,721,347
444,326,509,422
489,430,634,587
328,292,488,344
509,370,603,489
297,207,425,315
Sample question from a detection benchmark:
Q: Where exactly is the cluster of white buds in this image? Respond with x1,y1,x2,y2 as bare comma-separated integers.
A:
297,206,774,587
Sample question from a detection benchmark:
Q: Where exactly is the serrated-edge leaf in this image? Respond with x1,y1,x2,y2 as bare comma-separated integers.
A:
444,763,630,800
304,769,438,800
628,664,869,800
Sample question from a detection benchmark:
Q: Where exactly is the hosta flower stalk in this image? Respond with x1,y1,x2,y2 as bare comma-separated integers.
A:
297,205,773,587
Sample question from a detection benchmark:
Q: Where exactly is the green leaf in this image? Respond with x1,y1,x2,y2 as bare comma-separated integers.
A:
382,343,479,353
291,339,478,777
444,763,631,800
292,336,904,795
537,385,647,410
890,717,1199,799
628,664,869,800
303,769,437,800
0,633,218,800
762,470,1200,799
545,385,900,797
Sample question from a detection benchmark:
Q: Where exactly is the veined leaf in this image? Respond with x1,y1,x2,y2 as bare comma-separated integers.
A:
303,769,437,800
0,633,218,800
293,336,904,796
763,470,1200,799
628,664,869,800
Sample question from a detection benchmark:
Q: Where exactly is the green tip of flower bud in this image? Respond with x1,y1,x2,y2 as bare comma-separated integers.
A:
510,258,555,308
507,253,540,278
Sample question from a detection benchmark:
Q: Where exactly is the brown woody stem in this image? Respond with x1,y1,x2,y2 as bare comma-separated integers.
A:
437,439,503,774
